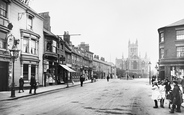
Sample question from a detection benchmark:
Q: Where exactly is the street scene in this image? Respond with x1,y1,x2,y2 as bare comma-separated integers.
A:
0,0,184,115
0,78,183,115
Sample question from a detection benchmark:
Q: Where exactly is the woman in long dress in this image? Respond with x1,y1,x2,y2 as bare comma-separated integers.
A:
151,81,160,108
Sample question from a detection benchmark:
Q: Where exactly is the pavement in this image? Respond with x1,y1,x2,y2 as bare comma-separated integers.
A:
0,80,92,101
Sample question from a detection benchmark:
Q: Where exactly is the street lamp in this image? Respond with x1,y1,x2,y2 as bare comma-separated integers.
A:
155,64,158,80
10,49,20,97
148,62,151,85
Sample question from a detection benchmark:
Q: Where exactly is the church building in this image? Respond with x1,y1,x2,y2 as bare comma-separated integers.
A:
116,40,150,77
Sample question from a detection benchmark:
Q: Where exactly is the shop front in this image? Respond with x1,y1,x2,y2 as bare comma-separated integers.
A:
43,54,58,86
159,59,184,81
59,64,76,84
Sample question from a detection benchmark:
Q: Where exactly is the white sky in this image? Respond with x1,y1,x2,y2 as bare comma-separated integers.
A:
30,0,184,68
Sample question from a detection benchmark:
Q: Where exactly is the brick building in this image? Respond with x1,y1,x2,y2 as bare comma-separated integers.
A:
158,19,184,80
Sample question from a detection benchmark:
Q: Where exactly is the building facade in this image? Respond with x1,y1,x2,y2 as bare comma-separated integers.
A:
93,55,116,79
158,19,184,80
0,0,44,91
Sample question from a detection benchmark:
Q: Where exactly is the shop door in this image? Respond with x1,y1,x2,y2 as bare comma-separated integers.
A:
159,71,165,80
0,62,9,91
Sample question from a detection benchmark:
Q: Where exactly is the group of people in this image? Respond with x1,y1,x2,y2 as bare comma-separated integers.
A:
151,77,184,113
18,75,38,94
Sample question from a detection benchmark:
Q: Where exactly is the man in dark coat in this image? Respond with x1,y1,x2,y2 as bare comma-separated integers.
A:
107,74,110,82
18,76,24,93
80,74,85,87
29,76,37,94
170,81,182,113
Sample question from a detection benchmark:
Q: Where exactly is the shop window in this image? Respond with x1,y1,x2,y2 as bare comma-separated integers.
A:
176,30,184,40
0,31,6,49
171,66,184,79
177,46,184,58
23,64,29,80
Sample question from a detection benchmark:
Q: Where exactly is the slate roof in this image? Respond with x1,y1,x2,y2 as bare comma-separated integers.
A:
159,18,184,30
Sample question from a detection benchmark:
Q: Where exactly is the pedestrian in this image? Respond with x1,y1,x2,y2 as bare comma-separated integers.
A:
18,76,24,93
107,74,110,82
151,81,160,108
29,75,37,94
181,76,184,93
132,75,134,79
80,74,85,87
170,81,182,113
151,76,156,85
159,80,166,108
127,75,129,80
164,79,171,95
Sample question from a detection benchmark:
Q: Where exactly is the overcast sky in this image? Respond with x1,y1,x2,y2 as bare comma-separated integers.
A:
30,0,184,68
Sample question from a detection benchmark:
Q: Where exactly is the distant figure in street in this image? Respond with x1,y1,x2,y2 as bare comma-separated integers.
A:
151,81,160,108
170,81,182,113
132,75,134,79
18,76,24,93
127,75,129,80
29,76,37,94
80,74,85,87
151,76,156,85
107,74,110,82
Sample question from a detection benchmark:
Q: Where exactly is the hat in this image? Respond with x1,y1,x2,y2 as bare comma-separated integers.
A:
173,81,178,84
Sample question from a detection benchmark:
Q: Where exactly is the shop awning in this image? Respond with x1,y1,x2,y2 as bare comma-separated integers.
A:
60,64,76,72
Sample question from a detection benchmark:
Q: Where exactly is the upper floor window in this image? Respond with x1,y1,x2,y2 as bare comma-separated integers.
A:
22,35,38,55
160,32,164,42
176,30,184,40
52,40,56,53
0,1,7,18
31,39,36,55
0,31,6,49
23,37,29,53
160,48,164,59
27,15,33,30
46,40,57,53
177,46,184,58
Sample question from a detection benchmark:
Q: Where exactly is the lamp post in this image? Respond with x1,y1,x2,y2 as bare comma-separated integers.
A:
155,64,158,80
148,62,151,85
10,49,20,97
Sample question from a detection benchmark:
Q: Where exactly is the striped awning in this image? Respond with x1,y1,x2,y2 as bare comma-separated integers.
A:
60,64,76,72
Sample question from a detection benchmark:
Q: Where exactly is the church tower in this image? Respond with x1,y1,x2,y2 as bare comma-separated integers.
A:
128,40,139,73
